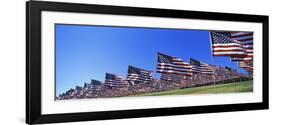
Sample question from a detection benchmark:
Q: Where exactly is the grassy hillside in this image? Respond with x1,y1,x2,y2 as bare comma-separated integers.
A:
137,80,253,96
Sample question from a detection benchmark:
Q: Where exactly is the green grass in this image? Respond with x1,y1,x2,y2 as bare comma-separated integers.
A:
136,80,253,96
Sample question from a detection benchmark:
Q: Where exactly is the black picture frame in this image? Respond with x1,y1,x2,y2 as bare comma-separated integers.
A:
26,1,269,124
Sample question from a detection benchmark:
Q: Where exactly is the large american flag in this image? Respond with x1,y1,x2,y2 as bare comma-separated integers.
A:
126,65,153,84
104,73,128,88
210,32,247,57
190,58,214,75
157,53,192,76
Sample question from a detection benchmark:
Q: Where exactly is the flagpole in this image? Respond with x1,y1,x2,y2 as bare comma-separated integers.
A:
209,31,216,93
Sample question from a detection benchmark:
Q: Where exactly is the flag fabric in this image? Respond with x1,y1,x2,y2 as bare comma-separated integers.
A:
190,58,201,73
210,32,247,57
230,32,253,45
231,56,253,61
89,79,103,90
240,62,253,74
157,53,192,76
74,86,83,97
160,73,183,82
238,61,253,73
239,61,253,68
190,58,214,75
105,73,128,88
126,65,153,84
229,32,253,61
200,62,215,75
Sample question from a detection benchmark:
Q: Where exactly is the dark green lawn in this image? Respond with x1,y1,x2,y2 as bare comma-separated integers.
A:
137,80,253,96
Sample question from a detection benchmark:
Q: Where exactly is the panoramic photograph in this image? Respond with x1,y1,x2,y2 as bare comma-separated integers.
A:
55,24,253,100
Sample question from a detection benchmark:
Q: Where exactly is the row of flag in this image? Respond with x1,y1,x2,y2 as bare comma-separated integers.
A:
157,53,215,82
105,30,253,86
105,52,218,87
95,31,254,87
210,31,253,73
104,65,153,88
60,31,254,97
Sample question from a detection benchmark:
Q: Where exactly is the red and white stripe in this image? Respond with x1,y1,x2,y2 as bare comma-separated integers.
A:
238,61,253,72
157,57,192,76
200,62,214,75
230,32,253,61
211,32,248,57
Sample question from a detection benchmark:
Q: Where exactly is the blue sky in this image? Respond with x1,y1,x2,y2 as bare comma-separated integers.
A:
56,24,247,95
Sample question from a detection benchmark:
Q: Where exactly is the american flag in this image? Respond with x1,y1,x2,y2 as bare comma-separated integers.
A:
88,79,103,91
126,65,153,84
157,53,192,76
160,73,184,82
200,62,215,75
190,58,201,73
74,86,83,97
229,32,253,61
190,58,214,75
239,61,253,72
210,32,247,57
104,73,128,88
